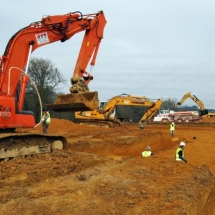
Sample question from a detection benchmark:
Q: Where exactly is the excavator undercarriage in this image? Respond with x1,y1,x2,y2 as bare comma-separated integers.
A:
0,133,67,161
78,120,121,128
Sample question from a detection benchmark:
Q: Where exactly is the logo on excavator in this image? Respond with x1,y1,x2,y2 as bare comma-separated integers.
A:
0,112,10,117
0,105,11,120
36,32,49,45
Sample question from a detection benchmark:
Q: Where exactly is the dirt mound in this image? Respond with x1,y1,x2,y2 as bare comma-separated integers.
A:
1,118,215,214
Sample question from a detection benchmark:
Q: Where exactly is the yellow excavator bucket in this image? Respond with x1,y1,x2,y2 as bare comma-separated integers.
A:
46,91,99,112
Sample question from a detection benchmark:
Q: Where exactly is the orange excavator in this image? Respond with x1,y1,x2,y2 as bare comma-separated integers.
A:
0,10,106,160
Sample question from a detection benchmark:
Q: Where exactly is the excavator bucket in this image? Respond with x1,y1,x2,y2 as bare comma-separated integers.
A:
46,91,99,112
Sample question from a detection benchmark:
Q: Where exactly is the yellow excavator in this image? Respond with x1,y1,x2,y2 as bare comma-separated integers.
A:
177,92,208,116
74,94,162,127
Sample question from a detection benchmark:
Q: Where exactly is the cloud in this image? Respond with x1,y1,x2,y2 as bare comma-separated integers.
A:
1,0,215,108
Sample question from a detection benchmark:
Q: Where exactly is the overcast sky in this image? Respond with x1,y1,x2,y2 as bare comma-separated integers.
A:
1,1,215,108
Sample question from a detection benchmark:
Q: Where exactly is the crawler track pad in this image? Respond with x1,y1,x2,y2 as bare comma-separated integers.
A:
46,91,99,112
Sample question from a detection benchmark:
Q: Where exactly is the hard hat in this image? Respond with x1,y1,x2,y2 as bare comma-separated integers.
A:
146,145,151,151
172,122,174,125
179,142,185,147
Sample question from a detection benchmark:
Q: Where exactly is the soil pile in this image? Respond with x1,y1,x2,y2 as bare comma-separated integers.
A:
1,118,215,214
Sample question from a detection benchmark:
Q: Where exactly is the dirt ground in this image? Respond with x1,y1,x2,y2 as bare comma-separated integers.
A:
1,117,215,215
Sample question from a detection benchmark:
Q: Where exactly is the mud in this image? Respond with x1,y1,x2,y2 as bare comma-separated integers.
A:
0,117,215,215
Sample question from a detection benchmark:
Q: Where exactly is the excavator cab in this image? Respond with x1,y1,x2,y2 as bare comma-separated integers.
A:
199,109,208,116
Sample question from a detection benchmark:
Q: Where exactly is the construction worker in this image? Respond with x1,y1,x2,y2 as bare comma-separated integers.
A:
41,109,51,134
170,122,175,137
141,146,153,157
175,142,187,163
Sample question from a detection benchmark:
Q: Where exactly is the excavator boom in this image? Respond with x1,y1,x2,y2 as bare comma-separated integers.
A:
139,99,162,122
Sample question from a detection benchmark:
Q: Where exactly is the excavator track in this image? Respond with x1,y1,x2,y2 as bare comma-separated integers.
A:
78,120,121,128
0,133,67,161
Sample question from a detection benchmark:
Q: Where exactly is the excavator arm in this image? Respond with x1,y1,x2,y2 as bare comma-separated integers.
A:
0,11,106,113
177,92,208,116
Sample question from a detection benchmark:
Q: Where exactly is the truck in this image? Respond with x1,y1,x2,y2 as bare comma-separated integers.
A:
153,109,201,122
74,94,162,127
0,10,107,160
205,111,215,117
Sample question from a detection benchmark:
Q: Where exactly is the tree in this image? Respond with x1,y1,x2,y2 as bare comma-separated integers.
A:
24,57,66,122
160,97,177,110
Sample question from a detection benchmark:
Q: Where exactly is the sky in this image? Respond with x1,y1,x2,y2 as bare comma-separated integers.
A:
1,0,215,108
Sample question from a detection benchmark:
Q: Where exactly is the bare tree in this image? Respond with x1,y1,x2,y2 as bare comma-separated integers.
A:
24,57,66,121
161,97,178,110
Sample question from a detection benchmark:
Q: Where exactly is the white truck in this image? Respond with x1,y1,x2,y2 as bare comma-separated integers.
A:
153,110,201,122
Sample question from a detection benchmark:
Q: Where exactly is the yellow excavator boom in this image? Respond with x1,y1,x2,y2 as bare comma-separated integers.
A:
139,99,163,122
